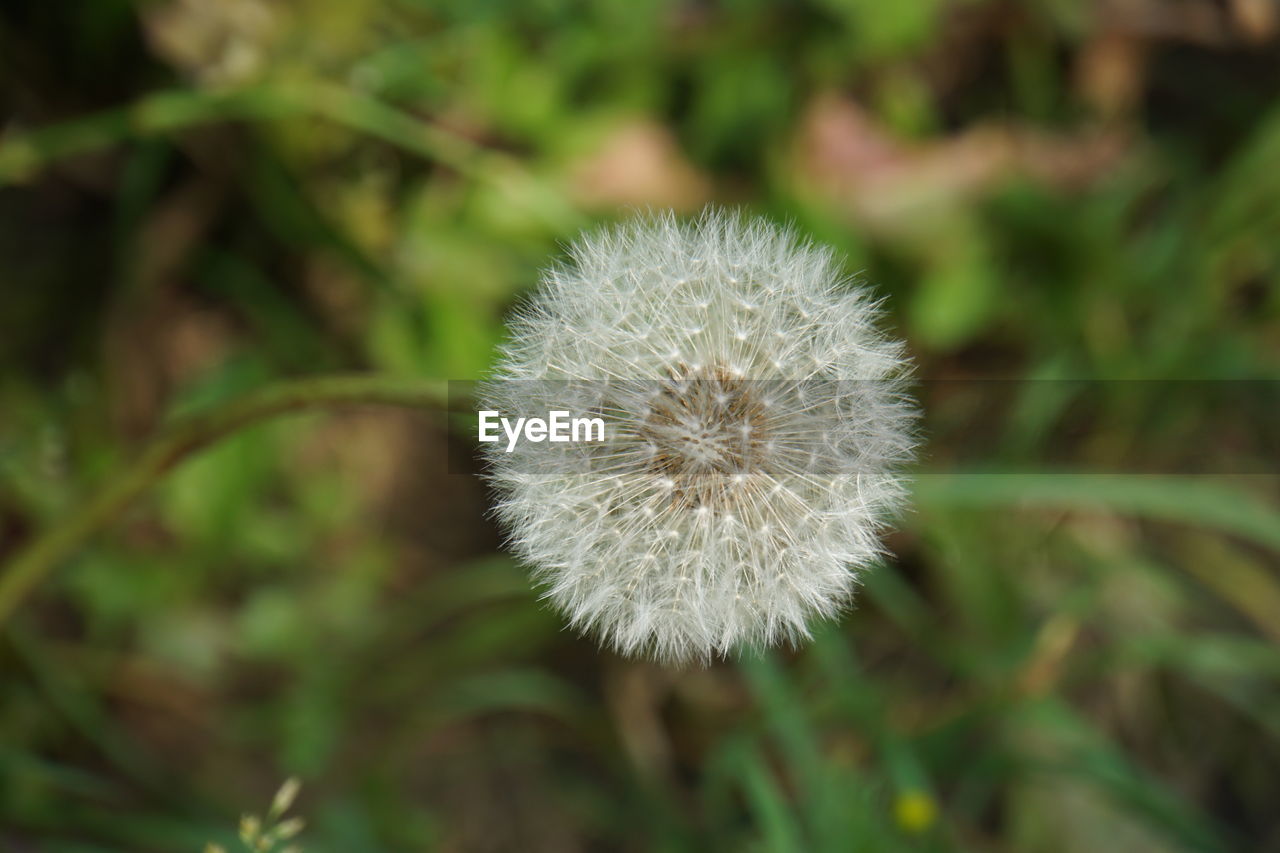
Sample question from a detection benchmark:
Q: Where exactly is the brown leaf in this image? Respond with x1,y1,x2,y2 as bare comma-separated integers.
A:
569,120,711,212
791,94,1129,235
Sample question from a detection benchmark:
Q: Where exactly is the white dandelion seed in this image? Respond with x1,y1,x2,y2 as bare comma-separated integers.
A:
481,209,915,664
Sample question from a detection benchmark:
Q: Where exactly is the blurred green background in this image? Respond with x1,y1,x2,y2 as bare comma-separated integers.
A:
2,1,1279,850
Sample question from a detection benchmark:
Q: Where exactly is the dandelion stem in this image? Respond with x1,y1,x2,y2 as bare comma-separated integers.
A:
0,374,448,626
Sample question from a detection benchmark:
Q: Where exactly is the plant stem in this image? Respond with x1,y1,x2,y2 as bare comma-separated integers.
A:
0,374,449,626
0,81,584,230
0,83,472,182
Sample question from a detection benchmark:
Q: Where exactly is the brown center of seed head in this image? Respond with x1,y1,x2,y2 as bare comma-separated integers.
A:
634,365,773,510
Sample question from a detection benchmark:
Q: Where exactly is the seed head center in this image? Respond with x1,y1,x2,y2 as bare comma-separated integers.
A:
636,367,771,508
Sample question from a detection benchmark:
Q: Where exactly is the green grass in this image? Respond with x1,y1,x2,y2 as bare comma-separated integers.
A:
1,1,1278,850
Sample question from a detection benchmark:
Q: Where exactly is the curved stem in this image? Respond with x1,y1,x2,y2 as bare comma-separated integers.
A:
1,83,475,183
0,81,584,231
0,374,449,626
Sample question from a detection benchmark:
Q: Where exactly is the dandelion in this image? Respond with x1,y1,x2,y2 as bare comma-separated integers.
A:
481,209,914,663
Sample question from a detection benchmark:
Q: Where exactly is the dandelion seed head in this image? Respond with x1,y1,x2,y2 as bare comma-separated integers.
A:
482,209,915,663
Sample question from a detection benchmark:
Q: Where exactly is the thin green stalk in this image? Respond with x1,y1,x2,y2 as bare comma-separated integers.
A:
0,374,448,626
0,81,585,229
0,83,473,182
